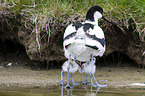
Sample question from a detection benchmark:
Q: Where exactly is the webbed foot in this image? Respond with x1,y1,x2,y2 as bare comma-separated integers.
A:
65,84,72,89
60,80,65,85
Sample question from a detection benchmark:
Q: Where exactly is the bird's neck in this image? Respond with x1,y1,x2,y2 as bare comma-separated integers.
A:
94,18,99,25
85,19,98,26
93,11,102,26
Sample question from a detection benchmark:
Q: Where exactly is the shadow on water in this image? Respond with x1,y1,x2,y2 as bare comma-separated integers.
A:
60,85,101,96
0,85,145,96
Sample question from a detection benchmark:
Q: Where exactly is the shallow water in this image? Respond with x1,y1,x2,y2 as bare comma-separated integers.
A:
0,85,145,96
0,65,145,96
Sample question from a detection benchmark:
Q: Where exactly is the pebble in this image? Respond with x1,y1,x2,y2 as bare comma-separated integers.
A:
7,62,13,66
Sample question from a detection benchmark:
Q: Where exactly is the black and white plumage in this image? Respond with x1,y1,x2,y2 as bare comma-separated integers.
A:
63,9,105,61
62,5,107,88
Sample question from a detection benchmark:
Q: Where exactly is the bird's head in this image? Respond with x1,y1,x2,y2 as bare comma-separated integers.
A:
86,5,103,22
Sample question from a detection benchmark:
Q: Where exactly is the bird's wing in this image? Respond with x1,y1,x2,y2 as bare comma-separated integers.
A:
63,24,77,59
85,25,105,56
63,24,77,49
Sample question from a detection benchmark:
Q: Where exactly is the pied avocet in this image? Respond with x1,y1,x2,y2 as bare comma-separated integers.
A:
63,5,107,88
60,60,79,86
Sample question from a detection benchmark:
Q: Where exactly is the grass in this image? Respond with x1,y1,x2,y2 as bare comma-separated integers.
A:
1,0,144,23
1,0,144,30
0,0,145,56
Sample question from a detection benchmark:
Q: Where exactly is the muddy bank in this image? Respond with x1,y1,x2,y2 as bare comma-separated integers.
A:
0,8,144,67
0,65,145,88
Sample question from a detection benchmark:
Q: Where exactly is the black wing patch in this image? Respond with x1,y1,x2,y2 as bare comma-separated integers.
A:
72,23,94,32
72,22,83,30
65,43,71,49
83,23,94,32
85,44,98,50
85,33,105,47
63,32,77,42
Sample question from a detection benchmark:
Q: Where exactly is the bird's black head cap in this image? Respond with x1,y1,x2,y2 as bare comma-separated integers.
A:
86,5,103,21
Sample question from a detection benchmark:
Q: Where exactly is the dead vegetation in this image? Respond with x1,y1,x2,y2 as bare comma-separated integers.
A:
0,1,144,67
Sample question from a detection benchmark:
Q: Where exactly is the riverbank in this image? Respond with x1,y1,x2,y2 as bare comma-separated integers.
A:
0,65,145,88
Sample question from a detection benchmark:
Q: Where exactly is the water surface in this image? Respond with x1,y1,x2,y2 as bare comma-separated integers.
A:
0,85,145,96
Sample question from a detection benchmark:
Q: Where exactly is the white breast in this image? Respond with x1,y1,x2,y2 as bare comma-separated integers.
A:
81,60,96,74
63,22,105,61
62,60,79,73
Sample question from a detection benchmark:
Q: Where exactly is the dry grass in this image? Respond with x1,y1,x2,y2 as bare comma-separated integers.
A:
0,0,144,58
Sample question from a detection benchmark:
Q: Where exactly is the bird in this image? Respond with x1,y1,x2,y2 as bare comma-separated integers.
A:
63,5,107,88
60,60,79,86
80,58,106,87
79,58,96,85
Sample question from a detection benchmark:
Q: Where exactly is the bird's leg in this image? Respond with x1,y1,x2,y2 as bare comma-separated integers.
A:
70,73,79,85
92,74,107,87
90,55,97,87
92,74,99,85
91,55,94,74
61,85,64,96
60,70,64,85
82,74,89,84
90,73,97,87
65,54,72,88
90,55,107,87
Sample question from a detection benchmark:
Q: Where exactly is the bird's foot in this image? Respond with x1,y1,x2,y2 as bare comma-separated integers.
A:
96,84,108,87
89,83,107,87
72,82,80,85
64,84,72,89
60,80,65,85
88,82,97,87
82,80,89,85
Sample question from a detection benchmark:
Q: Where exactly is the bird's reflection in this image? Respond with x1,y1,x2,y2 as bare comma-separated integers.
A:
60,85,100,96
60,85,73,96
